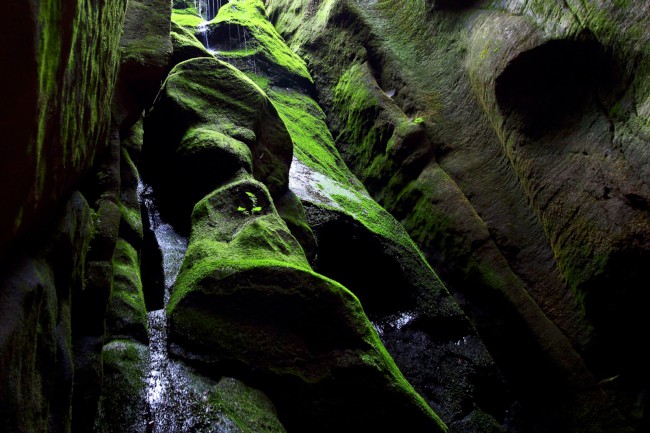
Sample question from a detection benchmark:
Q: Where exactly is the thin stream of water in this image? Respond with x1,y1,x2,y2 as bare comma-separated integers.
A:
138,181,189,432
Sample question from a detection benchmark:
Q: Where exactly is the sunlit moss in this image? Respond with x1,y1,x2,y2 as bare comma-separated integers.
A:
268,88,349,184
172,7,204,27
209,0,312,83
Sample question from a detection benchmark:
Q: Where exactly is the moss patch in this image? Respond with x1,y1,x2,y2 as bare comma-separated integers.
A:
172,7,203,28
142,56,293,230
170,20,213,67
168,173,446,431
207,0,312,86
107,239,148,343
209,377,287,432
95,340,148,433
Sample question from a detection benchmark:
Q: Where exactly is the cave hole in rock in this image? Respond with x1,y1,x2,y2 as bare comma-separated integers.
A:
495,37,616,138
432,0,483,11
580,247,650,381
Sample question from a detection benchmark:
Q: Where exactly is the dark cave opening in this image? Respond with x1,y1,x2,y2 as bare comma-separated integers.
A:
495,37,617,138
432,0,483,11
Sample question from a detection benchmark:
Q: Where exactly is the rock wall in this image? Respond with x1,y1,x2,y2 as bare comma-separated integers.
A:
266,0,650,431
0,0,127,263
0,0,127,431
1,0,648,432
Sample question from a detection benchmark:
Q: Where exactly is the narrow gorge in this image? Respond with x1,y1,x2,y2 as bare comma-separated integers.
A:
1,1,649,432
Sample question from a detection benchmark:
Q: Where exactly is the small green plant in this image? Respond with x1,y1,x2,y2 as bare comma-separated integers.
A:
237,191,263,216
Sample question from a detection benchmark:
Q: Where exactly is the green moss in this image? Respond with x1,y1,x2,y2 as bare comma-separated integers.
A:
266,0,339,52
265,83,425,259
150,56,293,197
332,62,424,188
108,239,148,340
209,377,286,432
268,88,349,184
118,201,143,240
554,238,611,297
101,339,148,387
216,47,260,57
179,126,254,172
170,20,213,65
172,7,204,27
96,340,148,433
391,171,470,265
36,0,63,167
169,178,309,311
31,0,125,200
161,57,268,127
242,71,270,89
209,0,312,83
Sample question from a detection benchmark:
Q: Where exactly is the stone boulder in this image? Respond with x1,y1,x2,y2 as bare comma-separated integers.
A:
142,57,293,232
170,21,213,69
112,0,173,130
168,176,446,432
206,0,313,91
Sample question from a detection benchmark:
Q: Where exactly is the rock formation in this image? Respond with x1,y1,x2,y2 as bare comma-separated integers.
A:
0,0,648,432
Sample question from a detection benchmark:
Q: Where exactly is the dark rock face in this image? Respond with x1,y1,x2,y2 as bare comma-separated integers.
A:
112,0,173,130
0,193,93,433
267,0,650,431
0,1,128,432
0,0,127,263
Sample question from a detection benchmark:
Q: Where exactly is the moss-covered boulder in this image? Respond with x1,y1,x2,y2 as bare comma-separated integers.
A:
171,7,204,29
204,0,313,90
105,239,148,344
94,340,149,433
170,21,213,68
112,0,172,129
142,57,293,232
168,176,446,432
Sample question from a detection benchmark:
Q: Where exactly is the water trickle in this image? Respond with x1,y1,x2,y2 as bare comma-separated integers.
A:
139,181,187,305
197,20,211,51
371,311,415,337
138,181,190,432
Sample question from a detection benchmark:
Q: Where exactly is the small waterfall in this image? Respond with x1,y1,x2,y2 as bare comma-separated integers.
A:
195,0,221,54
138,181,189,432
197,20,211,51
138,181,187,305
